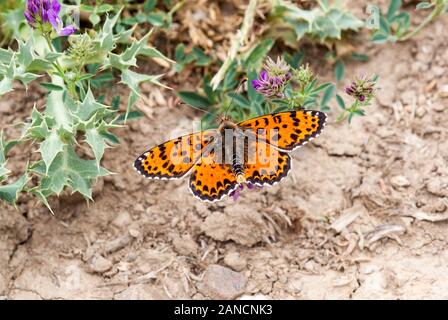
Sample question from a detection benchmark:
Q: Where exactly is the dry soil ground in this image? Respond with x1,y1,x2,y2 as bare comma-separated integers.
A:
1,8,448,300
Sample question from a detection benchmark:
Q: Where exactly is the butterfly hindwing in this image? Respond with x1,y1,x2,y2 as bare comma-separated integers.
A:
238,110,327,151
245,140,291,186
189,149,238,202
134,130,216,180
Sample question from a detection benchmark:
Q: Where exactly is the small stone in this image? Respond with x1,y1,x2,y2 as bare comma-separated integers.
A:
172,235,198,256
224,252,247,271
376,83,395,107
134,203,145,214
104,235,132,254
426,177,448,197
198,264,247,299
432,65,445,77
83,246,96,262
415,106,426,118
112,211,132,228
390,175,410,188
400,90,416,105
86,254,113,274
304,260,317,273
440,84,448,97
434,200,447,213
432,103,444,112
400,217,414,227
129,228,141,238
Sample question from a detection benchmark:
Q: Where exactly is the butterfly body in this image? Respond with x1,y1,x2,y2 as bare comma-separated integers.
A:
134,110,327,202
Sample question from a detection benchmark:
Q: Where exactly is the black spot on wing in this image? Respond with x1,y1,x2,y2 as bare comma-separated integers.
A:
286,110,327,150
246,152,291,186
188,164,238,202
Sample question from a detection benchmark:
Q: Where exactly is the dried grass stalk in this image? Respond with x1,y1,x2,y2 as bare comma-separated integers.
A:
210,0,258,90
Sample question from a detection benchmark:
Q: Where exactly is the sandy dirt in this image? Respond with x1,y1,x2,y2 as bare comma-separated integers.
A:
1,7,448,300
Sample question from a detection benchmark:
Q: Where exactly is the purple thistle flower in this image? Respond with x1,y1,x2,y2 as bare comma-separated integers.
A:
24,0,77,36
251,56,292,98
345,75,376,103
252,71,291,98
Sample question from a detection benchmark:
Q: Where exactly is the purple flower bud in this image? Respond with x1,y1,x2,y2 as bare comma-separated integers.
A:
42,0,51,10
345,86,354,95
27,1,39,15
252,68,290,99
345,75,376,102
24,0,76,37
52,0,61,14
47,10,60,29
58,25,77,36
24,11,35,25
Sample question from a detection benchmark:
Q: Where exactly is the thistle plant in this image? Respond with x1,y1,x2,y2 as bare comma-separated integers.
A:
0,1,171,209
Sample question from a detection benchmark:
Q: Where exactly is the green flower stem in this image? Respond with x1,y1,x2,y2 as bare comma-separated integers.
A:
400,1,446,41
44,35,78,100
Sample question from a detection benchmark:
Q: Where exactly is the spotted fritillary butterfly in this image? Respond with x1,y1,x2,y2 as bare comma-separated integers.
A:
134,110,327,202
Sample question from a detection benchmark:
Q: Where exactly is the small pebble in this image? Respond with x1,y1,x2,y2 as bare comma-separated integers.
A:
198,264,247,300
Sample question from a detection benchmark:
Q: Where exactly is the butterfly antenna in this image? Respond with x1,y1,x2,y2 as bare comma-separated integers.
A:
224,78,247,118
178,101,216,117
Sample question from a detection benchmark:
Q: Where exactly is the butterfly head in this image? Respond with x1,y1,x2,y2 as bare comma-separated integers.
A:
217,115,237,133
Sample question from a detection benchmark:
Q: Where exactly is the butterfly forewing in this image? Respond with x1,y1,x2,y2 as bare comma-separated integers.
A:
134,130,216,180
238,110,327,151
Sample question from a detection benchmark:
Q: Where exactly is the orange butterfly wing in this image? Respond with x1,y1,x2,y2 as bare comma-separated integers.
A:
189,148,238,202
245,139,291,186
238,110,327,151
134,130,216,180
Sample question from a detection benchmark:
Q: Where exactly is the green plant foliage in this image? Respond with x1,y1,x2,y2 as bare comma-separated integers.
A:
0,133,10,181
269,0,364,45
174,44,213,73
0,0,27,46
370,0,448,43
370,0,410,42
179,52,336,129
0,5,171,208
0,174,29,206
